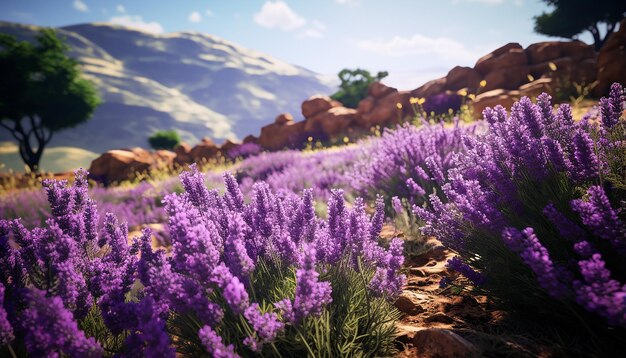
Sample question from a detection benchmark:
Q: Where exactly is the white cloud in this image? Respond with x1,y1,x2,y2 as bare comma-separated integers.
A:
116,4,125,13
335,0,359,5
299,20,326,38
73,0,89,12
188,11,202,23
356,34,483,63
254,1,306,31
109,15,164,33
206,9,214,17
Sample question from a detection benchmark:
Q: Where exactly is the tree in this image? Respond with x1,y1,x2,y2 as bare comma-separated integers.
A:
534,0,626,51
0,29,100,173
330,68,388,109
148,130,181,150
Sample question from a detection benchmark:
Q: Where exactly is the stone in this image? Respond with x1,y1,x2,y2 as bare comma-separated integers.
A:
474,43,527,76
518,78,553,98
258,120,307,150
356,96,376,114
274,113,294,125
445,66,481,91
368,81,396,99
189,137,220,163
394,291,427,316
483,65,529,91
411,77,447,98
425,312,455,324
173,142,192,166
356,90,410,128
303,106,358,140
525,41,594,64
595,18,626,97
220,139,238,153
243,135,258,144
472,89,519,119
301,95,341,118
412,328,481,358
89,147,153,184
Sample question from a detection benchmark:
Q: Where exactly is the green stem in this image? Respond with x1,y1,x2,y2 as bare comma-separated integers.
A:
7,344,17,358
296,327,315,357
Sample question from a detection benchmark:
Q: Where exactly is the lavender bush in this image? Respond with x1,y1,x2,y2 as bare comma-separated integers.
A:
414,83,626,330
0,165,404,356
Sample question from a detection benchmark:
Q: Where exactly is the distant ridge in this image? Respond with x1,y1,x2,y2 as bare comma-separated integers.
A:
0,21,335,153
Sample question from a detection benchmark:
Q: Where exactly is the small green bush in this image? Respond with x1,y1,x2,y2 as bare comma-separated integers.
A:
148,130,181,150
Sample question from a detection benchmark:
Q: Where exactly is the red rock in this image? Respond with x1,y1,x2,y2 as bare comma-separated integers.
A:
357,90,410,128
356,96,376,114
445,66,481,91
412,328,480,358
483,65,529,91
304,106,357,139
472,89,519,119
394,291,427,316
220,139,238,154
595,18,626,96
301,95,341,118
258,120,307,150
89,148,153,183
173,142,192,166
474,43,527,76
368,81,396,99
243,135,258,144
411,77,447,98
526,41,594,64
518,78,553,98
190,138,220,162
274,113,294,125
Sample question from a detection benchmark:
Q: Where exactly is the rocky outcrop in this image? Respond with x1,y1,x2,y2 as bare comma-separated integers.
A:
88,147,174,184
595,18,626,96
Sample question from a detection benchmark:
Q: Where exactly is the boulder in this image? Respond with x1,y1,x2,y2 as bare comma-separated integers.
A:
595,18,626,96
173,142,192,166
258,120,307,150
394,291,427,316
189,137,220,163
89,147,153,184
356,96,376,114
301,95,341,118
445,66,481,91
518,78,553,98
474,43,527,76
483,65,530,91
220,139,238,154
368,81,396,99
274,113,294,125
356,90,410,128
472,89,519,119
303,106,358,140
243,134,258,144
525,41,594,64
412,329,481,358
412,77,447,98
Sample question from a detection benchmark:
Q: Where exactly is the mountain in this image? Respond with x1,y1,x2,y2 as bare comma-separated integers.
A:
0,21,335,155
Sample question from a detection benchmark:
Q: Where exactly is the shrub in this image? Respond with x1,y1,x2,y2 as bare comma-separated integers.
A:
331,69,388,109
413,84,626,334
148,130,181,150
0,166,404,356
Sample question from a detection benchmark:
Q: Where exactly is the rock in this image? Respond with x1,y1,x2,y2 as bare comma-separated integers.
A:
243,135,258,144
154,149,176,166
474,42,527,76
395,291,427,316
595,18,626,96
220,139,238,153
274,113,294,125
525,41,594,64
301,95,341,118
356,90,410,128
518,78,553,98
173,142,192,166
425,312,455,324
396,324,421,344
258,120,307,150
412,77,447,98
89,147,153,183
303,106,357,140
189,137,220,163
356,97,376,115
412,328,481,358
483,65,529,91
368,81,396,99
445,66,481,91
472,89,519,119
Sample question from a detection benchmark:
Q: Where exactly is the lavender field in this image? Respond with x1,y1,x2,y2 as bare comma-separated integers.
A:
0,84,625,357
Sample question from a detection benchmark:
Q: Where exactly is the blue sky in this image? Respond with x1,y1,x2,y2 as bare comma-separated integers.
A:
0,0,582,89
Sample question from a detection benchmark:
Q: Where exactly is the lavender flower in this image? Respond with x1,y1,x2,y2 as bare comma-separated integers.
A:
199,325,239,358
0,283,14,345
446,256,485,286
289,245,332,324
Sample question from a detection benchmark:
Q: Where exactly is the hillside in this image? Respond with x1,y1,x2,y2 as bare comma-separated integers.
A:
0,21,334,156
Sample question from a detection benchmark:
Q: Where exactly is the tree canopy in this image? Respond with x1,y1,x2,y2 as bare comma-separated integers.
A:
148,130,181,150
534,0,625,51
330,69,388,109
0,29,100,172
